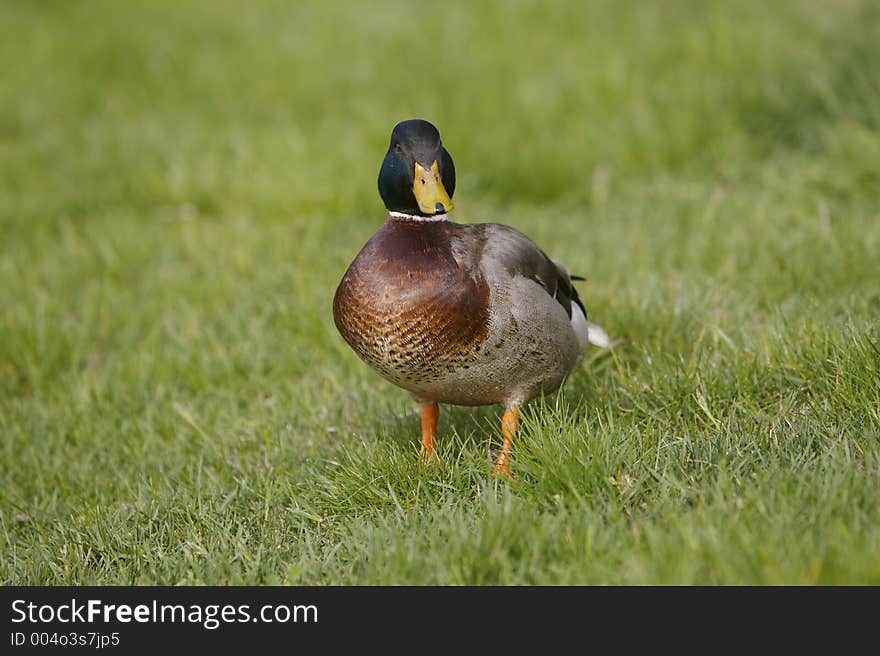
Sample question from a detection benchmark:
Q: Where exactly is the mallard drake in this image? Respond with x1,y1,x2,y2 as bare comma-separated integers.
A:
333,119,610,476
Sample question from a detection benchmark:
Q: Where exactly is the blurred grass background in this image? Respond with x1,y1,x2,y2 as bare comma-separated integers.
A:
1,0,879,584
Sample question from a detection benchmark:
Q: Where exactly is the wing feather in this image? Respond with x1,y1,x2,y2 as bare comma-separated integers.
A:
473,223,583,319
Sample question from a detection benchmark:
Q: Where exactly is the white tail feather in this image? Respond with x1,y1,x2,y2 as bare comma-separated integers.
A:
586,322,615,349
570,303,589,354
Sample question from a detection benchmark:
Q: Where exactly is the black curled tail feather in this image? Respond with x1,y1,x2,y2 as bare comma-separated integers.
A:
552,265,587,321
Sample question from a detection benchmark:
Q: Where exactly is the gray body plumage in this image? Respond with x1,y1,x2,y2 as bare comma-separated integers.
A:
333,216,592,410
415,222,587,407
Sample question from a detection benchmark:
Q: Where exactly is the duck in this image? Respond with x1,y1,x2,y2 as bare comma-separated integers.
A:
333,119,611,476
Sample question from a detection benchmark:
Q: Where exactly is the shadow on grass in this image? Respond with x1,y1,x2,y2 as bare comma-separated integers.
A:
371,402,502,453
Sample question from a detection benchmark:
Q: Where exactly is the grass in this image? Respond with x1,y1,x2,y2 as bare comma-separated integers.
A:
1,0,879,585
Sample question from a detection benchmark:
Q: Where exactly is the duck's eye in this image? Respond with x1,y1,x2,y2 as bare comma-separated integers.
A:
420,178,425,184
394,144,403,154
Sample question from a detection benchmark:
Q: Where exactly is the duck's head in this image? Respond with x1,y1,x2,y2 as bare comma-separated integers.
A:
378,119,455,217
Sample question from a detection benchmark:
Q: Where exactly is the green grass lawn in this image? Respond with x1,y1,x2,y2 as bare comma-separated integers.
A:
2,0,879,585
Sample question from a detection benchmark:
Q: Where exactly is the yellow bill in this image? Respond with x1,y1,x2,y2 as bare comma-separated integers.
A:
413,161,454,214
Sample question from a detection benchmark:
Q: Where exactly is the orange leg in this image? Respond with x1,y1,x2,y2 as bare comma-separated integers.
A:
419,402,440,465
492,407,519,478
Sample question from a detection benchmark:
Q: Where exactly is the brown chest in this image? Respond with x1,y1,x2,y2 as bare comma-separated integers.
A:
332,220,491,388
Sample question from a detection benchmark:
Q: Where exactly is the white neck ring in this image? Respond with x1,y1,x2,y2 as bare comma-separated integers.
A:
387,211,449,223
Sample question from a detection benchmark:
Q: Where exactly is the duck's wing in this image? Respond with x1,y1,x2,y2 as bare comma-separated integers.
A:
470,223,580,319
466,222,616,349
